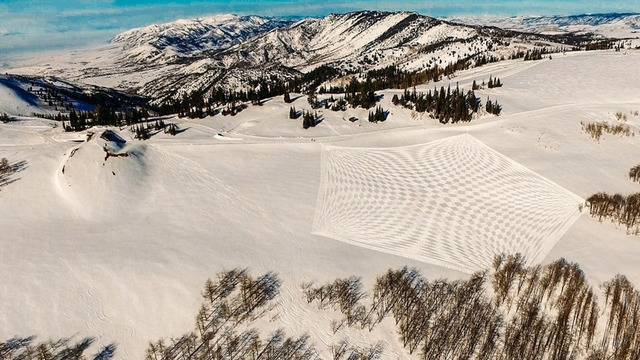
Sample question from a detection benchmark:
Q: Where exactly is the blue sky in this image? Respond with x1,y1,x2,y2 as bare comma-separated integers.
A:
1,0,639,61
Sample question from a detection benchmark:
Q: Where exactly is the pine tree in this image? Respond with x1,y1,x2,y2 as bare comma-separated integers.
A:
302,111,314,129
486,97,502,116
289,106,297,119
307,88,318,109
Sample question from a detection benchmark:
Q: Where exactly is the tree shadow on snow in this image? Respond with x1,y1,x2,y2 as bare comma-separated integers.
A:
0,335,117,359
0,160,28,188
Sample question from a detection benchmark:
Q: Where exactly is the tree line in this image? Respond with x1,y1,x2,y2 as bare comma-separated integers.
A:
4,256,640,359
586,192,640,233
154,52,509,122
302,253,640,360
391,85,480,124
581,121,633,142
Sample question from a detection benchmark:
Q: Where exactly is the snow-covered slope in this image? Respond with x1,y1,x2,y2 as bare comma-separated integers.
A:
137,11,582,101
2,51,640,359
0,74,149,117
3,14,291,94
451,13,640,40
111,14,291,65
0,76,53,116
219,11,454,72
7,11,590,103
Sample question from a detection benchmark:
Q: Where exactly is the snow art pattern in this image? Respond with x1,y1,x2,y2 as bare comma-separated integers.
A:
313,134,583,273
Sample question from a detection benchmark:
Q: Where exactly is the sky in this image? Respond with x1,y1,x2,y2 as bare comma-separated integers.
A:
1,0,640,61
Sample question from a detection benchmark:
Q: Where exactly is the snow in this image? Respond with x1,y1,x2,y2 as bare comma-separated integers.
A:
2,48,640,359
313,134,583,274
449,13,640,48
0,76,53,116
3,11,560,102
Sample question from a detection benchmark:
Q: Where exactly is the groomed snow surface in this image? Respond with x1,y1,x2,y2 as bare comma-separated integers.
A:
2,51,640,359
313,135,583,273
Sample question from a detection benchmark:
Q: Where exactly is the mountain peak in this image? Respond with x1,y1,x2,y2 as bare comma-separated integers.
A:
109,14,292,65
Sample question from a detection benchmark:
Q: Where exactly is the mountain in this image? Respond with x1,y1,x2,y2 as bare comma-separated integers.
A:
0,74,148,117
140,11,592,101
5,11,621,104
449,13,640,38
110,14,292,66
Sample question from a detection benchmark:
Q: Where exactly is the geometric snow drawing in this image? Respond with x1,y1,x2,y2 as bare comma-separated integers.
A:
313,134,583,273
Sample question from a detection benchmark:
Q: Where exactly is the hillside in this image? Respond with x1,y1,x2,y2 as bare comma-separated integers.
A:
111,14,292,66
2,50,640,359
5,11,613,104
451,12,640,42
2,9,640,360
0,74,147,117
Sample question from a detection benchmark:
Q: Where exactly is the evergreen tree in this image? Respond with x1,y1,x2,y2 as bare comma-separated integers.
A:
307,88,318,109
486,97,502,116
284,92,291,103
302,111,314,129
369,105,387,123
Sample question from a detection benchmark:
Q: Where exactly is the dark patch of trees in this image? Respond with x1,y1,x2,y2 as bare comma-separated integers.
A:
302,111,319,129
165,123,179,136
509,46,570,61
368,106,387,123
54,107,152,132
629,165,640,183
5,257,640,360
0,158,11,175
128,119,178,140
595,275,640,359
524,49,545,61
487,76,502,88
586,192,640,233
327,96,347,112
307,87,319,109
493,254,599,360
144,269,319,360
133,124,150,140
486,97,502,116
395,85,480,124
581,121,633,142
303,254,640,360
220,101,247,117
303,276,369,329
289,106,298,119
331,55,500,96
305,268,501,359
585,40,618,51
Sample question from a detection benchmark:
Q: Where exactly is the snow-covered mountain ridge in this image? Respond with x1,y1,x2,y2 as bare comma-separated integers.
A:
5,11,637,104
110,14,292,65
449,12,640,37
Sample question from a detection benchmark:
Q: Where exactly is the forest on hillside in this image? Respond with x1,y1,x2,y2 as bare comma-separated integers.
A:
2,254,639,360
